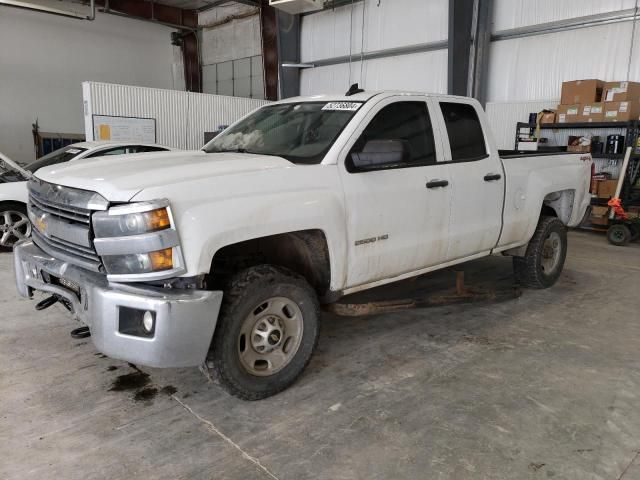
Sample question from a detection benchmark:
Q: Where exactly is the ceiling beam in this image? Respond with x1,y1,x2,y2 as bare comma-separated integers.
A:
96,0,198,29
196,0,258,12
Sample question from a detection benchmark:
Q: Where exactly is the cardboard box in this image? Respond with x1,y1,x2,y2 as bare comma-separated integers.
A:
539,110,556,124
603,100,640,122
567,135,591,152
591,206,609,216
596,179,619,198
580,103,605,122
602,81,640,102
557,104,580,123
589,205,610,225
561,79,604,105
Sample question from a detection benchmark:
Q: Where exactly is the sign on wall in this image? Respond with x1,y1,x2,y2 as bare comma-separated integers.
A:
92,115,156,143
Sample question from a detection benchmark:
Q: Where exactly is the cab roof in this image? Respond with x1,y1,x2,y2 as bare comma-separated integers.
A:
275,90,471,104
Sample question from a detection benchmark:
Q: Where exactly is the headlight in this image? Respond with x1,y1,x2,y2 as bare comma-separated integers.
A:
93,202,171,238
92,199,185,279
102,248,175,275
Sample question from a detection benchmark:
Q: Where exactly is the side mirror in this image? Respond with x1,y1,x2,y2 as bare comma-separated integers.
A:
350,139,409,170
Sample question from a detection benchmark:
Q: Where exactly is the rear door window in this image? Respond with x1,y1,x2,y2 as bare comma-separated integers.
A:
439,102,487,161
86,147,128,158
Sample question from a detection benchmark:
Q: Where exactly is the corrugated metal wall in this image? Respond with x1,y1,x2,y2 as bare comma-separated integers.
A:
488,1,640,102
299,0,448,95
485,100,628,151
485,100,557,149
487,23,639,103
300,51,448,96
83,82,269,150
492,0,637,30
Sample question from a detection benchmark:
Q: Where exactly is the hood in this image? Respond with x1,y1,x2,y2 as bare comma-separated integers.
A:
0,152,31,180
34,150,295,202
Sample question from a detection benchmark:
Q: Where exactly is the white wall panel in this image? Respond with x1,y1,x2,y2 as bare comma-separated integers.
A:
486,101,557,149
492,0,635,31
300,0,448,63
84,82,269,150
0,8,180,164
300,50,448,96
486,22,636,102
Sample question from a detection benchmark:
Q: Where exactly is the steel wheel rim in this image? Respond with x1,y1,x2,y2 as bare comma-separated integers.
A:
238,296,304,377
0,210,31,247
541,231,561,274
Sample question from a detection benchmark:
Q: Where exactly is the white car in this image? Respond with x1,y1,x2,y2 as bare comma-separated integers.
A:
0,142,171,249
15,91,592,399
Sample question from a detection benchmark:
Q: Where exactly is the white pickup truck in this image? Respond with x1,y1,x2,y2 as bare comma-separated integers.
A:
14,91,592,400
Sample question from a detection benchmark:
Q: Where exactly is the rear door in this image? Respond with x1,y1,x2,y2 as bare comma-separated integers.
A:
338,97,452,288
431,98,504,260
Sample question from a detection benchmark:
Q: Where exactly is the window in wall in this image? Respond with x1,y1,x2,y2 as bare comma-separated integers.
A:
202,55,265,100
439,102,487,161
349,101,437,169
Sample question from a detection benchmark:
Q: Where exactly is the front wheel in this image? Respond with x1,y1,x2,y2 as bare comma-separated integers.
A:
0,203,31,251
208,265,320,400
513,216,568,289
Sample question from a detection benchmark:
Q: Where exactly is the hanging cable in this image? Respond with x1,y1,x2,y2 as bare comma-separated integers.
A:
627,0,639,81
359,0,366,86
348,0,355,85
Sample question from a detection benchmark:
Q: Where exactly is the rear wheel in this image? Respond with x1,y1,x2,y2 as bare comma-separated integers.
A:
208,265,320,400
607,224,631,246
0,203,31,251
513,216,567,289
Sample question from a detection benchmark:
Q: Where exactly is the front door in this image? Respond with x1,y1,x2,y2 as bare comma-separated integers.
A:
338,97,452,288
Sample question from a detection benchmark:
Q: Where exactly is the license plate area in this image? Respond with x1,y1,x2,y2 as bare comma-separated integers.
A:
44,272,81,300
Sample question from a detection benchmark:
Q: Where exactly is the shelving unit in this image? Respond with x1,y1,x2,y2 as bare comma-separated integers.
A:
513,120,640,230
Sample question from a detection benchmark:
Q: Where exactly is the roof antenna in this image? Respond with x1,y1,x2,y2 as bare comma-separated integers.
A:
345,83,364,96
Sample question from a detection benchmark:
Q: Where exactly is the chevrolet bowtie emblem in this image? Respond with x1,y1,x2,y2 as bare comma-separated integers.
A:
35,215,47,234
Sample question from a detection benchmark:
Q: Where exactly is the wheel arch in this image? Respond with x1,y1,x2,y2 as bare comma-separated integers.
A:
208,229,332,298
542,189,575,225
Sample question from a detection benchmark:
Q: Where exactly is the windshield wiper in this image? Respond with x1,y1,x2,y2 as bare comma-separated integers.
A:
210,147,248,153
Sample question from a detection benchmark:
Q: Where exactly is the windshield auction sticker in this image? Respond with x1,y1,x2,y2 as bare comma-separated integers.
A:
322,102,362,112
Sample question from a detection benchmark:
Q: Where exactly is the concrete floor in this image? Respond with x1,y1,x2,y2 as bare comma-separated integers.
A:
1,231,640,480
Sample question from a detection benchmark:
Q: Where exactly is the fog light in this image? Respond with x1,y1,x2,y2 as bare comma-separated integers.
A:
143,311,154,333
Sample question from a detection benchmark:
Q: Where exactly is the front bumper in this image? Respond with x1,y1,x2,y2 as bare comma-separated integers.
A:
14,241,223,368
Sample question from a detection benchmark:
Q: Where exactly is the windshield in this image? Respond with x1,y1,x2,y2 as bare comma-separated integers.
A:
203,101,363,164
25,146,87,173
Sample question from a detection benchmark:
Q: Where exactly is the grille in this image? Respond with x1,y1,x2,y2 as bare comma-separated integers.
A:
28,180,108,272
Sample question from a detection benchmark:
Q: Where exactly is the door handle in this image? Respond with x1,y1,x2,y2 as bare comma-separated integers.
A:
426,179,449,189
484,173,502,181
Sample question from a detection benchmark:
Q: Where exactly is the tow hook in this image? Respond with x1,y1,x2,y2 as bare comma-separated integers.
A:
35,295,59,311
70,326,91,339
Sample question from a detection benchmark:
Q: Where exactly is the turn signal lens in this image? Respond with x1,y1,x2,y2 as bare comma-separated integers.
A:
148,248,173,270
145,208,171,231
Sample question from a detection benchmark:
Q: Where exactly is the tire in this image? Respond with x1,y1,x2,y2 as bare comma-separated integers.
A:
208,265,320,400
0,202,31,251
513,216,568,289
607,224,631,246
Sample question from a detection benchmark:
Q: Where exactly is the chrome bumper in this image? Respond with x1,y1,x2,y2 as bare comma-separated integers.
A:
14,241,223,368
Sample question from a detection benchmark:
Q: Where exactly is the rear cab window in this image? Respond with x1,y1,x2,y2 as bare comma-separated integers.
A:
439,102,488,162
